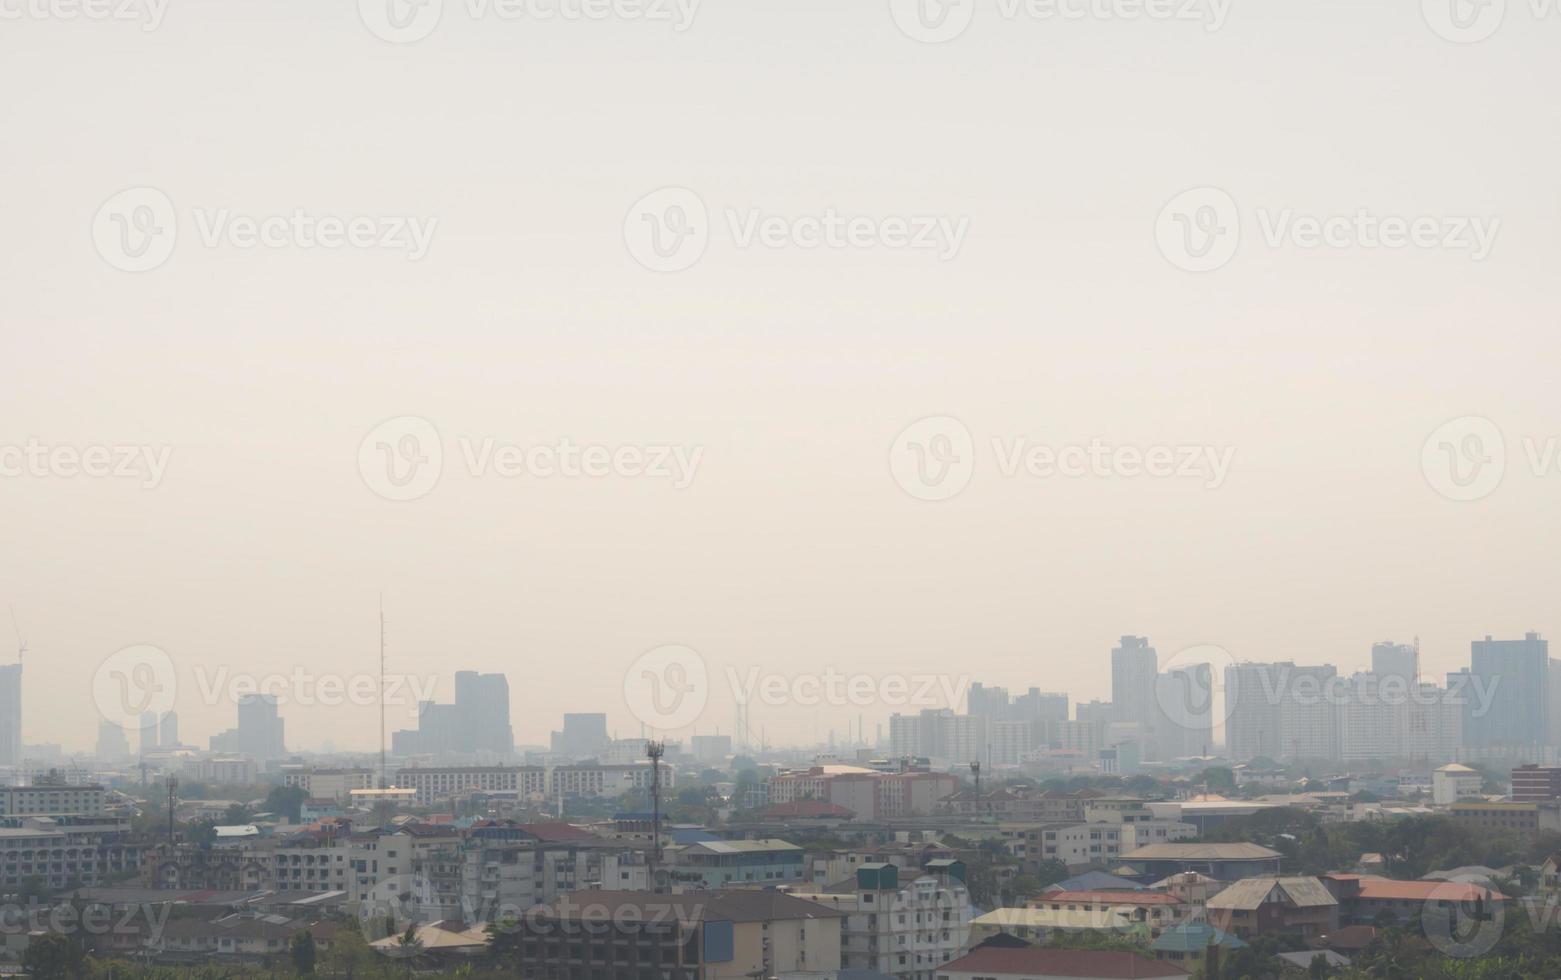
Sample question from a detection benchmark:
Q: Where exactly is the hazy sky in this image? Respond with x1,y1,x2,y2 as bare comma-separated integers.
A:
2,0,1560,755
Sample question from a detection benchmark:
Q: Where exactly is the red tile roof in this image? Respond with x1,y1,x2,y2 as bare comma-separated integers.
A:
941,947,1190,979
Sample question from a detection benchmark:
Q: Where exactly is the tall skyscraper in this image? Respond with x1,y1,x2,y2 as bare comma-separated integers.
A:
392,671,514,759
0,663,20,769
139,711,158,755
1112,636,1159,757
1372,641,1419,686
1156,664,1214,760
158,711,179,748
211,694,286,760
1468,633,1549,749
96,720,129,760
548,713,610,759
1225,662,1285,762
1279,664,1339,760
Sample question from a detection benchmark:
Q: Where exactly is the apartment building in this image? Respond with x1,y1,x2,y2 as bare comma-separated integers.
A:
0,783,106,818
788,863,971,980
393,766,548,806
282,768,375,802
508,889,843,980
0,816,144,889
767,766,956,819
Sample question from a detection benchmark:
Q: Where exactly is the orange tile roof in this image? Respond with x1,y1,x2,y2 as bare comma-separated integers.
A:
1354,877,1506,902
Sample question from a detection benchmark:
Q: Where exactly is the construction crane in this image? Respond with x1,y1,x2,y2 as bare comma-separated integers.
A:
8,606,25,663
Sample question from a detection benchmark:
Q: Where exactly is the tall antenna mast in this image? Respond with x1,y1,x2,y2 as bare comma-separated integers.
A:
379,594,387,790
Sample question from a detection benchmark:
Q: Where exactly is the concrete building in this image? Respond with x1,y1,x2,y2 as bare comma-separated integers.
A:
95,721,130,761
1111,636,1159,757
1512,764,1561,803
548,712,610,760
210,694,285,761
512,889,844,980
0,779,106,817
394,766,547,806
1431,763,1482,805
283,767,376,802
1224,663,1284,762
790,863,970,980
766,766,955,819
394,672,514,759
187,756,259,785
1468,633,1549,750
0,664,20,770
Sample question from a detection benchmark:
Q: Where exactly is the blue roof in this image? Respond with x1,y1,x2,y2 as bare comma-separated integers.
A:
1151,921,1248,953
1045,871,1145,893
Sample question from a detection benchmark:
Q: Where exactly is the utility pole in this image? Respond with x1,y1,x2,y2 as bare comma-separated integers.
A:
646,741,664,892
165,775,178,847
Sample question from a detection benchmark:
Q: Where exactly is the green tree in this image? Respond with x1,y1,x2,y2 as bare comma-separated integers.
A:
266,785,309,823
290,929,317,975
23,933,80,980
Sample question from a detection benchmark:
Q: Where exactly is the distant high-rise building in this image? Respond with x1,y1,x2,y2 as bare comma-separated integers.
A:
1468,633,1549,749
1372,641,1419,686
158,711,179,748
1111,637,1159,723
393,671,514,759
96,720,129,760
1279,664,1339,760
1156,664,1214,760
1225,663,1285,762
210,693,285,760
0,664,19,769
139,712,158,754
548,712,610,760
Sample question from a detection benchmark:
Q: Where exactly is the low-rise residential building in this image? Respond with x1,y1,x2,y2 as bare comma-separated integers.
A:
0,817,144,889
1205,877,1339,940
508,889,843,980
282,768,375,802
1322,874,1509,925
937,946,1190,980
767,766,957,819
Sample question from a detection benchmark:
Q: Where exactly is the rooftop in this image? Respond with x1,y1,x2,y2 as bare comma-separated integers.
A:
942,947,1189,979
